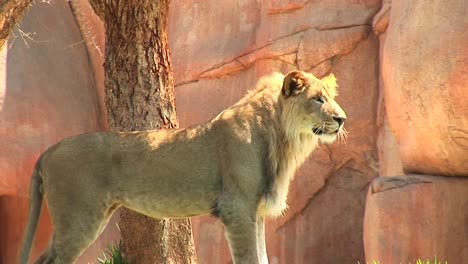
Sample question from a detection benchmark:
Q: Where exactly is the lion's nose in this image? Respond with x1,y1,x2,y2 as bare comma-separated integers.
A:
333,116,346,126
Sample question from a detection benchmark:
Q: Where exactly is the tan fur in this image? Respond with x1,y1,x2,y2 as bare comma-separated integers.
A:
20,70,346,264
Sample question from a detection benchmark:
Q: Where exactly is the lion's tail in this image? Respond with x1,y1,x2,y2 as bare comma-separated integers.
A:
19,158,44,264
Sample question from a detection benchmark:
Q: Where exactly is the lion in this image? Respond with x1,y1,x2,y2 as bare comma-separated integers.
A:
20,70,346,264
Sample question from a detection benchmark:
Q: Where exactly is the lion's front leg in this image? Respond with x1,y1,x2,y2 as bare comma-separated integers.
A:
256,216,269,264
218,198,260,264
224,218,259,264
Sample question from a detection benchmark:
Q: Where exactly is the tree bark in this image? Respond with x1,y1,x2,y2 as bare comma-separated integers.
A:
0,0,33,49
88,0,197,263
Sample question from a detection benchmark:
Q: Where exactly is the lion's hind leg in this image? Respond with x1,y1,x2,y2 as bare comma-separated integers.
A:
34,201,118,264
33,238,56,264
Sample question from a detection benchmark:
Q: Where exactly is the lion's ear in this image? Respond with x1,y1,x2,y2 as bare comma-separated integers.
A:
321,73,338,97
321,73,336,84
282,70,309,97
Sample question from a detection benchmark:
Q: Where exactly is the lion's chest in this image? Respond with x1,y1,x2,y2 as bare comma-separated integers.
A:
258,138,317,217
258,167,294,217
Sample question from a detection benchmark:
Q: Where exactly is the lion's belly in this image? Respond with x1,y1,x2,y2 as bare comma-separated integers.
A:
119,169,222,218
123,190,218,218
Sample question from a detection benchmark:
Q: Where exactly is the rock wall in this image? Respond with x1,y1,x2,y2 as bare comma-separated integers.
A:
1,0,466,263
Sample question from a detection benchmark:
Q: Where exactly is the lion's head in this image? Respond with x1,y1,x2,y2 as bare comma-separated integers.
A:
280,70,347,144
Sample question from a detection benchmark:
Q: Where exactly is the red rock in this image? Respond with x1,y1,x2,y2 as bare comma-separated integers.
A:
371,0,390,36
0,2,105,197
71,0,107,128
297,26,369,72
381,0,468,176
377,109,404,177
375,21,404,178
364,175,468,263
168,0,381,85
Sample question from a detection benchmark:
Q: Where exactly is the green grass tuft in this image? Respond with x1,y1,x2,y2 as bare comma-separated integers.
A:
415,256,448,264
358,257,448,264
97,240,130,264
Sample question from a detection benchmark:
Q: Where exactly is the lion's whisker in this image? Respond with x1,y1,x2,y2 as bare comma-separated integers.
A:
337,127,348,144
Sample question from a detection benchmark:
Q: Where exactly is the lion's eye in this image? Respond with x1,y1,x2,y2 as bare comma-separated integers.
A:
313,96,325,104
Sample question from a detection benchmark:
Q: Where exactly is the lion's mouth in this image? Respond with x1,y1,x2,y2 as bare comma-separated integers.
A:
312,127,325,135
312,127,340,136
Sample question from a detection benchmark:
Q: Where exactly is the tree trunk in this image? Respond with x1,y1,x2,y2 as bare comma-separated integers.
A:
88,0,197,263
0,0,33,49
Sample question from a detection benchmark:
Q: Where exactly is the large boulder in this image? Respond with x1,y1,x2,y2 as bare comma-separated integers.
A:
364,175,468,263
381,0,468,176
